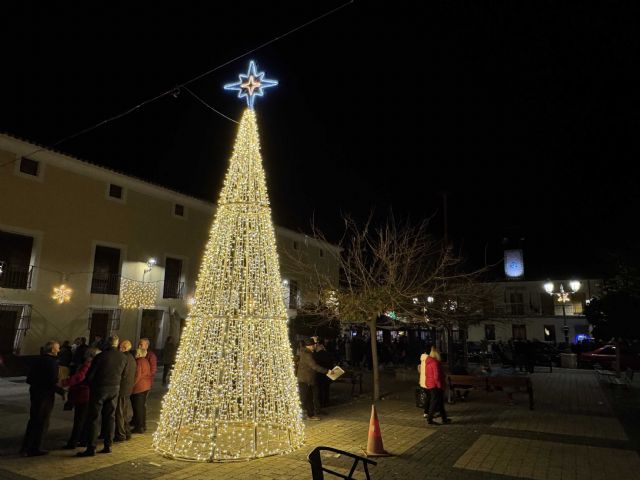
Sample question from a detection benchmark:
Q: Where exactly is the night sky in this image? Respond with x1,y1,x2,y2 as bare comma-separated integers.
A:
2,2,639,279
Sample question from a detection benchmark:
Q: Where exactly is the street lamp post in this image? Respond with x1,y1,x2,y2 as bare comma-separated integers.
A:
543,280,581,345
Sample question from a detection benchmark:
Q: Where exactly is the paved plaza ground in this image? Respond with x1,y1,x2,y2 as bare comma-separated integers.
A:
1,367,639,480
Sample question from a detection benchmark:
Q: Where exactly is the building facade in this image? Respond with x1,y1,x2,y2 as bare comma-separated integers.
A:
0,134,340,356
467,279,603,345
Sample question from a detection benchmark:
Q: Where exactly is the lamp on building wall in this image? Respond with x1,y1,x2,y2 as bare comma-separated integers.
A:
143,257,157,281
0,260,6,276
543,280,581,345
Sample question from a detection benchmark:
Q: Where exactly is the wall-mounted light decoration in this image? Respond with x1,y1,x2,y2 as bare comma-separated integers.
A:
52,284,72,304
119,277,156,309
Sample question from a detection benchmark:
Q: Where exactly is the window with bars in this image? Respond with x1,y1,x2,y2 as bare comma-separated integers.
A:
0,304,32,354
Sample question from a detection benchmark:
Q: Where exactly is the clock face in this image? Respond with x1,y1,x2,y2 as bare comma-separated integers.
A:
504,250,524,278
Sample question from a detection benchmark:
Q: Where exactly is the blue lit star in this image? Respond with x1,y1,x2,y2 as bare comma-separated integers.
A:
223,61,278,109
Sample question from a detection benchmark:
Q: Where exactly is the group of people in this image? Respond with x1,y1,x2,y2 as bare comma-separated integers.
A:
20,335,177,457
296,337,336,421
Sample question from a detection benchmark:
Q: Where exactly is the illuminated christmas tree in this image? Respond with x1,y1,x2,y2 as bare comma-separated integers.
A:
153,62,304,461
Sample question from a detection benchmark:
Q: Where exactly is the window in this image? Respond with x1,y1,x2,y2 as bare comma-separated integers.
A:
163,257,184,299
19,158,39,176
540,293,555,315
319,249,324,258
0,231,34,290
512,324,527,340
543,325,556,342
507,288,524,315
91,245,121,294
174,203,185,217
485,324,496,341
109,184,123,199
293,241,298,250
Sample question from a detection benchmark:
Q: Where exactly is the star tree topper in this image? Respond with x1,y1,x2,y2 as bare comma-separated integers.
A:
224,60,278,109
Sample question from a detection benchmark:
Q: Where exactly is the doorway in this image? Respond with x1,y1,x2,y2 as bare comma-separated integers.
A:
0,308,18,354
140,309,163,347
89,311,110,344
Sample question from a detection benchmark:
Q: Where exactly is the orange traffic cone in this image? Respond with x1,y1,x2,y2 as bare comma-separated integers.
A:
364,404,392,457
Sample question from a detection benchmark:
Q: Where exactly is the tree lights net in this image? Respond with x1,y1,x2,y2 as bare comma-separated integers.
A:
153,108,304,461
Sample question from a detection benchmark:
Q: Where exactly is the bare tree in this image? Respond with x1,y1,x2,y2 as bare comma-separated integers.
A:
294,214,491,401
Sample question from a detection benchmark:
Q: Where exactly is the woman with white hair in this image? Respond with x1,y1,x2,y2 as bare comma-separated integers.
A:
424,346,451,425
131,348,151,434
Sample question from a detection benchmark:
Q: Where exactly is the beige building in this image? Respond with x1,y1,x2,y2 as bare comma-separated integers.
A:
0,134,340,356
467,278,603,345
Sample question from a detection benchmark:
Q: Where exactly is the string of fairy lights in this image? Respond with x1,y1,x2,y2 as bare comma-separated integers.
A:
153,99,304,461
0,263,172,309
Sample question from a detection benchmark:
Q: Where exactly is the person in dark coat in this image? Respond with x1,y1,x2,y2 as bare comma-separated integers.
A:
162,336,177,386
297,338,331,421
131,348,152,433
58,341,73,368
20,340,62,456
314,342,335,409
114,340,136,442
62,347,100,449
71,337,88,373
76,336,126,457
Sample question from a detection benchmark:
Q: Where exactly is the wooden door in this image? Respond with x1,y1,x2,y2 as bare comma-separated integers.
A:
140,309,162,346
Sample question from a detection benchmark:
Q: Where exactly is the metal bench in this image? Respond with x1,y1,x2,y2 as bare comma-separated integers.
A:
308,446,377,480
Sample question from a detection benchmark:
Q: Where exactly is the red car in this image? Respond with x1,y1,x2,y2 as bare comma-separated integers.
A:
579,345,640,370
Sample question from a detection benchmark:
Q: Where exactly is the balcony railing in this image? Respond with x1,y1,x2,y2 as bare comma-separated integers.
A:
0,265,33,290
163,280,185,299
91,272,121,295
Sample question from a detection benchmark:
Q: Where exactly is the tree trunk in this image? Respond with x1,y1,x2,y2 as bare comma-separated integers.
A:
446,325,456,369
368,318,380,402
462,327,469,367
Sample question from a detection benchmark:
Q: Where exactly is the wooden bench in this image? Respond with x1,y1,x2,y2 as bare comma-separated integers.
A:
446,375,489,403
446,374,534,410
488,376,534,410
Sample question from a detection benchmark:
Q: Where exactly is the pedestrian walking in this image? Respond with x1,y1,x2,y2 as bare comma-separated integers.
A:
114,340,136,442
76,336,126,457
61,347,100,449
20,340,63,456
162,336,177,386
131,348,152,433
297,338,331,421
425,346,451,426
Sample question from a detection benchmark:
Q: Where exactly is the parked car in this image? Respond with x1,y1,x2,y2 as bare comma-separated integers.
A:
579,344,640,370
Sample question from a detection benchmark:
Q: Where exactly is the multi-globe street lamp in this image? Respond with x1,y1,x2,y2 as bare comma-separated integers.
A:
543,280,581,345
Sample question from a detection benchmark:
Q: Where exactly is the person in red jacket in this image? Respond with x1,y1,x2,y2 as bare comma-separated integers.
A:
138,338,157,379
131,348,152,434
425,346,451,425
61,347,100,449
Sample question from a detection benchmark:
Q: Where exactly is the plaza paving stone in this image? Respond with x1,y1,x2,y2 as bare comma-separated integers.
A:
0,368,638,480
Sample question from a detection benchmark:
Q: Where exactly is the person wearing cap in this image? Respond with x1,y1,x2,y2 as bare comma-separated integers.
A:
297,338,331,421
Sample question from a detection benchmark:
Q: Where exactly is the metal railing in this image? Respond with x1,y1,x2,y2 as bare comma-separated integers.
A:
90,272,121,295
0,265,33,290
162,280,185,299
